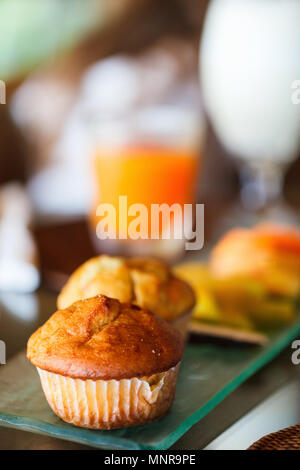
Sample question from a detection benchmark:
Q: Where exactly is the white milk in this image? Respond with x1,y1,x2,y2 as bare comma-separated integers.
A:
200,0,300,164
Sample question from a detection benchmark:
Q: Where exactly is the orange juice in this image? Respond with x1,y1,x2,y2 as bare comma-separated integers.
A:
90,144,199,239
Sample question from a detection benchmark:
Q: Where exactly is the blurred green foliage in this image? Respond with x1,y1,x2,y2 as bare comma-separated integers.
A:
0,0,106,81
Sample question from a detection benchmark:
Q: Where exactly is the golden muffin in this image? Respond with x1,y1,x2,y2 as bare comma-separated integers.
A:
57,256,195,340
27,295,184,430
211,224,300,297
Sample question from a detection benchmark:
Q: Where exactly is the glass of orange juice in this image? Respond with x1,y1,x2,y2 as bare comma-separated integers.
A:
89,106,205,260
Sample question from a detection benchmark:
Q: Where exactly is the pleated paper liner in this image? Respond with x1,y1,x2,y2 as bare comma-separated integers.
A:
37,364,179,430
171,310,193,342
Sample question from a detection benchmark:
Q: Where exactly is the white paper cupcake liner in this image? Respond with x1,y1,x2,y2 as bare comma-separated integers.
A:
37,362,180,430
171,309,192,342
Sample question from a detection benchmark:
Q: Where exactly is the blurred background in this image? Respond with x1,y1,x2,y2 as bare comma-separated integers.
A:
1,1,300,450
0,0,300,303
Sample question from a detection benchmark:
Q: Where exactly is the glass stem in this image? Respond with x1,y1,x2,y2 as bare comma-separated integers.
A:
239,160,285,212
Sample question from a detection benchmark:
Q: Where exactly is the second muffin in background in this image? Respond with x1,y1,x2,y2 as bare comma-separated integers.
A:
58,256,195,340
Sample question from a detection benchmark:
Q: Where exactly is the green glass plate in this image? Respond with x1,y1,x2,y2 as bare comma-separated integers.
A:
0,320,300,450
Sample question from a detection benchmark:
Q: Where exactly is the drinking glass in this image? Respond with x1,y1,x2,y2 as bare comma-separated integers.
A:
200,0,300,226
88,106,204,260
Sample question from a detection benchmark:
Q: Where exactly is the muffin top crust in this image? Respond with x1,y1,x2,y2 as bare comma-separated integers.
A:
57,256,195,321
27,295,184,380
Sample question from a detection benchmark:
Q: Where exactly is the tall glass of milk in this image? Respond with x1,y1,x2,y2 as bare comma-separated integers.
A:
200,0,300,218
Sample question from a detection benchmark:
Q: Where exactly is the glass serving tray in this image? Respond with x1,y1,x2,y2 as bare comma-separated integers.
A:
0,320,299,450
